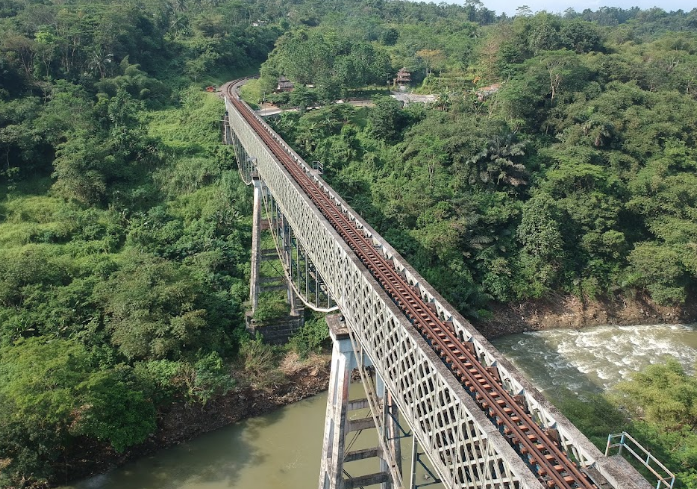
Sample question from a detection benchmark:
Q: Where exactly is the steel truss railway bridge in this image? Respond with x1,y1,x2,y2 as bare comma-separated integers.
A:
222,79,651,489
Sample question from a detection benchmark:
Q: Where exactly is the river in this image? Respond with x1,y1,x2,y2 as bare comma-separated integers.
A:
493,323,697,399
62,323,697,489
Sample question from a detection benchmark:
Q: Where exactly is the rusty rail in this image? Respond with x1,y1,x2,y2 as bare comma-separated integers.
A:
225,81,596,489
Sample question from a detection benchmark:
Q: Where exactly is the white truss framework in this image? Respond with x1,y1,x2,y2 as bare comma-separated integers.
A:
224,90,652,489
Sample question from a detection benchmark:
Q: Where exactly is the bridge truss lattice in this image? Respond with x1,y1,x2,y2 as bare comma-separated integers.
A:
222,80,650,489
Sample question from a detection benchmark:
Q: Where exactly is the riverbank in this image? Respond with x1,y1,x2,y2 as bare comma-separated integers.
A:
156,352,330,446
55,324,697,489
50,352,331,488
475,292,697,338
50,293,696,487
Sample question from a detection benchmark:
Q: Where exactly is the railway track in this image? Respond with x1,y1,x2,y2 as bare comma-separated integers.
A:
224,81,597,489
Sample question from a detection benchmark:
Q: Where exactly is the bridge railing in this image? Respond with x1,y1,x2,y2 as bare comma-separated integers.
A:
226,94,540,489
224,88,652,489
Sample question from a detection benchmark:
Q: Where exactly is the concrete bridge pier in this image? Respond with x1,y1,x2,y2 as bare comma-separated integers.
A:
319,316,400,489
247,179,305,343
249,177,262,313
318,317,357,489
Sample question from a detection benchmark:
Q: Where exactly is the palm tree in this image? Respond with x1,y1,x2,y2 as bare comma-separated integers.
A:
467,133,529,188
581,116,615,147
88,47,113,79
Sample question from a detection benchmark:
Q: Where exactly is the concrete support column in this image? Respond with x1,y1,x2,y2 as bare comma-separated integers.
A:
409,437,418,489
319,316,399,489
318,322,356,489
249,178,262,313
288,284,300,317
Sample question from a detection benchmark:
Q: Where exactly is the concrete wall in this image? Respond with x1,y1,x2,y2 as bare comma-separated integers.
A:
246,314,305,345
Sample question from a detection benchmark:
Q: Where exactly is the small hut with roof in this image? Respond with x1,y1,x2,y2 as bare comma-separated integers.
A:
394,67,411,86
276,76,294,92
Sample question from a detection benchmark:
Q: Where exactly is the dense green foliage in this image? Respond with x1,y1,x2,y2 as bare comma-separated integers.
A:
0,0,281,483
0,85,251,485
289,313,330,358
259,29,392,101
556,361,697,488
2,0,697,486
263,10,697,315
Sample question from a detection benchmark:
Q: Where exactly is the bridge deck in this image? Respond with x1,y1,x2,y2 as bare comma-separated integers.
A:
223,80,651,489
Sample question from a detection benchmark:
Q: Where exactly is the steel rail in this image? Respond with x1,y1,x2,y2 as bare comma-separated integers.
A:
306,173,589,489
224,81,596,489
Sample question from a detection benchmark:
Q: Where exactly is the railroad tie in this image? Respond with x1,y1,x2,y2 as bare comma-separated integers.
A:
228,90,599,489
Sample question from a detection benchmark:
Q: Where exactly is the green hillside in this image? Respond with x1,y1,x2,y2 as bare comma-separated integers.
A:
1,0,696,487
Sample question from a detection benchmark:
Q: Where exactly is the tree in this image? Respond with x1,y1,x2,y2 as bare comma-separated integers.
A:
615,359,697,431
467,133,529,188
262,28,391,93
368,96,405,142
98,253,209,361
35,81,92,145
33,29,58,79
1,32,35,79
611,360,697,486
379,27,399,45
0,338,157,485
517,193,566,297
416,48,446,76
628,243,688,304
0,96,46,178
52,131,109,203
72,368,156,452
625,141,697,304
289,84,317,112
0,339,89,428
402,133,447,188
560,20,603,53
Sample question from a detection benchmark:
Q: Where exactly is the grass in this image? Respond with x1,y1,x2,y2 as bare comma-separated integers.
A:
0,185,131,263
4,195,63,224
147,88,225,149
1,175,52,197
239,78,263,108
0,194,73,248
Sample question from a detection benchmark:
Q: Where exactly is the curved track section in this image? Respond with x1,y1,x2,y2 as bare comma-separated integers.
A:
225,81,595,489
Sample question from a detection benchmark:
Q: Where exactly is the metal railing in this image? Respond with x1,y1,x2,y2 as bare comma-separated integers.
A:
225,80,654,489
605,432,675,489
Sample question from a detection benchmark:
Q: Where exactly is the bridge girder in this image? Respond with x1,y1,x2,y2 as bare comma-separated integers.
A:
223,85,652,489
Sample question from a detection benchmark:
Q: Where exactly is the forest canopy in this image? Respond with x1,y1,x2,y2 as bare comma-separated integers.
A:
2,0,697,487
258,7,697,314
